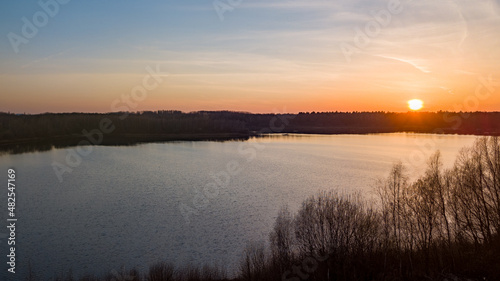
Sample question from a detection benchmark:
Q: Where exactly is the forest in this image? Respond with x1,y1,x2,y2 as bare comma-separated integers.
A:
1,110,500,153
33,136,500,281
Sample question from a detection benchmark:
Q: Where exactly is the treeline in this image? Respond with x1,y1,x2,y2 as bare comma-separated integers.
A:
0,111,256,153
292,111,500,134
2,111,500,153
0,111,251,141
35,137,500,281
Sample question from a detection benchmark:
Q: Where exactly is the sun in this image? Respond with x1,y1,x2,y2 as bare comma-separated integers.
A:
408,99,424,111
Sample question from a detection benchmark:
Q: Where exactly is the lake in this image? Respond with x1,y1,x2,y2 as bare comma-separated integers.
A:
0,133,479,280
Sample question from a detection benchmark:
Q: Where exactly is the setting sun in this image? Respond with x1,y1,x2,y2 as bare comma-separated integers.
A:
408,99,424,111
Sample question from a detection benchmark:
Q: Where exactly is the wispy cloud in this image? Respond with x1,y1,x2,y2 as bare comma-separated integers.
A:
21,50,70,69
375,55,431,73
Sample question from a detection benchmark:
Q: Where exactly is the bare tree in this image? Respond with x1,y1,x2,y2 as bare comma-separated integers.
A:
239,241,267,281
376,161,409,251
269,205,295,271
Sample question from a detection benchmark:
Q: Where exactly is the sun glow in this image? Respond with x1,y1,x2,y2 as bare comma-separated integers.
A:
408,99,424,111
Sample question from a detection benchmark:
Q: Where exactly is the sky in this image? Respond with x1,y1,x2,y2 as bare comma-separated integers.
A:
1,0,500,114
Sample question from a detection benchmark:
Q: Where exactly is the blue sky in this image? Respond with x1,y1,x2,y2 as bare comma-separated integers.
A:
1,0,500,113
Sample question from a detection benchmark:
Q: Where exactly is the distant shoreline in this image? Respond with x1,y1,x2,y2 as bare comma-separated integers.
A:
0,130,497,155
2,110,500,154
0,133,254,154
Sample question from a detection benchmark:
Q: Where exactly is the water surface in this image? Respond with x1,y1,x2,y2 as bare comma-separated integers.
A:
0,133,479,280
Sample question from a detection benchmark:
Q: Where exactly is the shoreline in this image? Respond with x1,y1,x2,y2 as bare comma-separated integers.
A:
1,129,498,155
2,111,500,154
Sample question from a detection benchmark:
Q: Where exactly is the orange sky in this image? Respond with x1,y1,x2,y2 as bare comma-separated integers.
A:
1,0,499,114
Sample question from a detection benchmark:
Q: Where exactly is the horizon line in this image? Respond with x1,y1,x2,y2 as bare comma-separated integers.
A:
2,110,500,116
